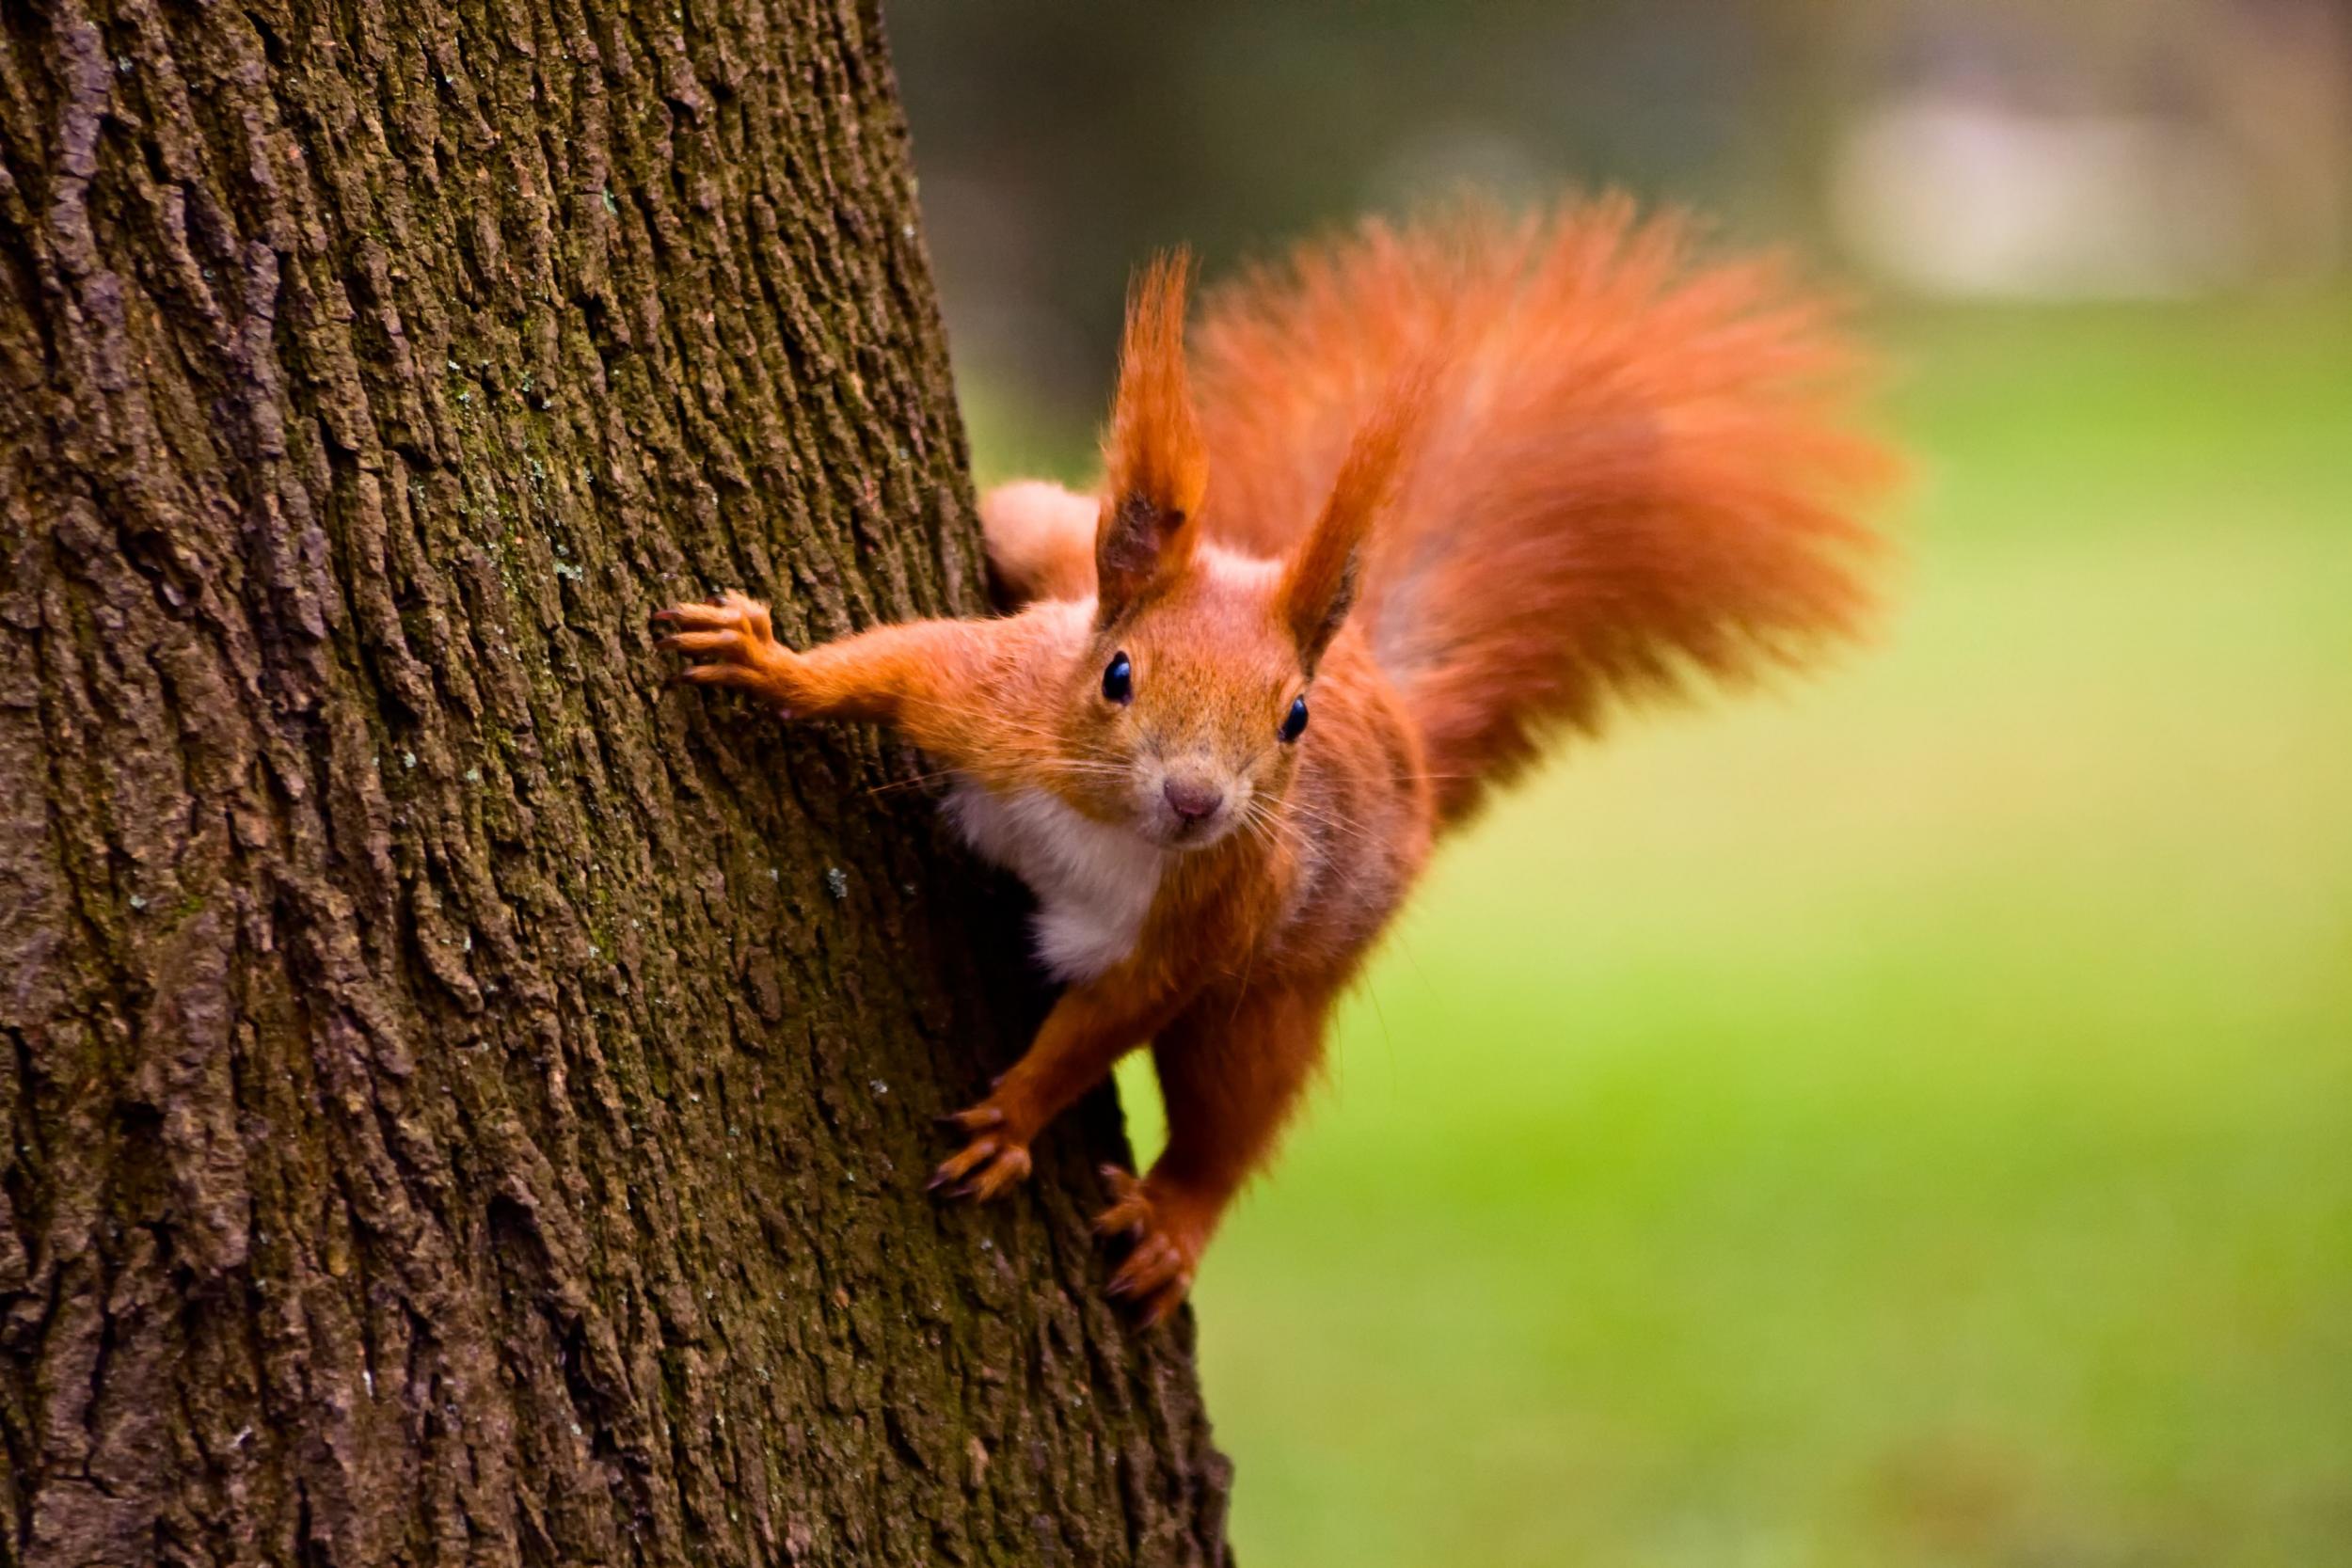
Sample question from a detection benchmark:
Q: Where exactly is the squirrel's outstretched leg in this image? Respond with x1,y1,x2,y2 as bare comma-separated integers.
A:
979,481,1098,607
1095,985,1332,1324
655,592,1009,765
932,970,1190,1202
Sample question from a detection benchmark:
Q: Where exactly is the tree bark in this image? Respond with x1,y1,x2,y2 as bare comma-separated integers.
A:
0,0,1230,1563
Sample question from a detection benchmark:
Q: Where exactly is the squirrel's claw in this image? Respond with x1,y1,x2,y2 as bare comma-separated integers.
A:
936,1103,1007,1133
654,591,799,706
656,629,746,656
1092,1168,1204,1327
1104,1231,1194,1326
930,1105,1032,1202
1091,1164,1153,1240
928,1139,1032,1202
667,662,760,691
653,593,772,637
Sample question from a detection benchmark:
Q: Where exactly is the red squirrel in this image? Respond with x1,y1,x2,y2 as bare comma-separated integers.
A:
657,199,1893,1324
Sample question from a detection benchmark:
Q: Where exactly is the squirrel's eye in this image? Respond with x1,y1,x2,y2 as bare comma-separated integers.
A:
1102,651,1134,705
1279,693,1309,743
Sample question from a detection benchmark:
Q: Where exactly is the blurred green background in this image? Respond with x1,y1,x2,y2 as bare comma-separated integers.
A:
891,4,2352,1563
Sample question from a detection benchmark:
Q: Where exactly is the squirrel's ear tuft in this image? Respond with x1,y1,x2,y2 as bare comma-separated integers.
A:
1279,365,1434,667
1096,251,1207,623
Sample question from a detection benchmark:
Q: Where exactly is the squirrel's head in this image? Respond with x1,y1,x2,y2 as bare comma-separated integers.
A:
1050,253,1420,852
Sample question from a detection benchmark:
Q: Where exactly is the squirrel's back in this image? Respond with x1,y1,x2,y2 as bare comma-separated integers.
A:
1191,198,1896,828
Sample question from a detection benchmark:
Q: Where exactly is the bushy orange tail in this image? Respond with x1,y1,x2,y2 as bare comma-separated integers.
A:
1192,198,1897,829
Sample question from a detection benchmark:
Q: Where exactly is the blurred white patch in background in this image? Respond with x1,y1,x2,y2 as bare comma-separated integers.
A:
1833,94,2250,298
1831,0,2350,300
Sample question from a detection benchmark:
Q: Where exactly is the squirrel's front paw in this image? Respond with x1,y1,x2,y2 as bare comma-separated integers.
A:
928,1103,1034,1202
1092,1165,1208,1327
654,591,795,705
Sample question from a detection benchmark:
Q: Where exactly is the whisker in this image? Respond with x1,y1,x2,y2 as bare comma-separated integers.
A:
1273,795,1380,848
866,777,953,799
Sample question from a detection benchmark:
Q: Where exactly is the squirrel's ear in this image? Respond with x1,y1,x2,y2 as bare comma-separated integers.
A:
1096,251,1207,624
1279,368,1432,668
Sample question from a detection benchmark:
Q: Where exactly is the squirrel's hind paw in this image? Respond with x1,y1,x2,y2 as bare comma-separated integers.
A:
1094,1166,1204,1328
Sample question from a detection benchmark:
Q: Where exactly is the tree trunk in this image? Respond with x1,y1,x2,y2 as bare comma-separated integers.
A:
0,0,1230,1562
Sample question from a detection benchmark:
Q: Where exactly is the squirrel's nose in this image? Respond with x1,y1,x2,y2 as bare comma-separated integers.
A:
1163,778,1224,823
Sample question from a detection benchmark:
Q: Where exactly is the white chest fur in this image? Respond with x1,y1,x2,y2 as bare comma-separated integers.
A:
944,782,1165,983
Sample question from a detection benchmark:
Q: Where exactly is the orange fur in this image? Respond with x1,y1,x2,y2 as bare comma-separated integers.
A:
1277,363,1434,666
1095,252,1209,621
1195,197,1896,824
978,480,1100,603
658,198,1893,1325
